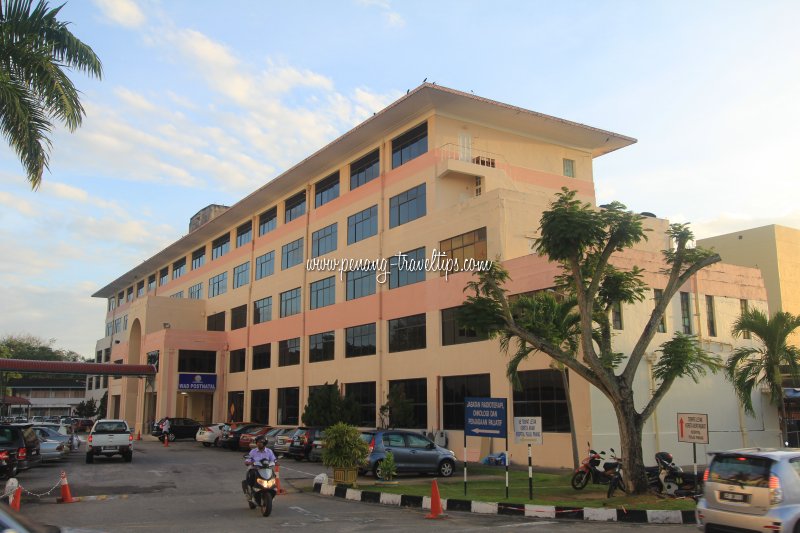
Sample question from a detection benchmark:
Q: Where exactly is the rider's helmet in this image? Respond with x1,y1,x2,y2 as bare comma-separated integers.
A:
655,451,673,467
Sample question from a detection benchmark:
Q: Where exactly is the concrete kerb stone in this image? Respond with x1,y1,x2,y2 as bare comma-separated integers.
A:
310,483,697,525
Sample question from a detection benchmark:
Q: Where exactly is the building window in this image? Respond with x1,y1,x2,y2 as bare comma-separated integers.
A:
315,172,340,208
147,274,156,292
191,247,205,270
389,247,426,289
251,389,269,425
172,258,186,280
87,377,93,390
680,292,692,334
389,183,426,228
391,122,427,169
255,251,275,280
389,313,426,353
442,373,490,430
159,268,168,287
126,287,133,302
252,344,270,370
233,262,250,289
350,149,379,190
209,272,227,298
654,289,667,333
280,287,301,317
136,280,144,298
513,370,570,432
706,295,717,337
442,306,487,345
347,205,378,244
207,311,225,332
611,302,623,330
258,207,277,236
345,382,376,427
345,323,376,357
388,378,427,429
170,291,184,299
189,282,203,300
231,305,247,330
563,158,575,178
740,299,751,339
253,297,272,324
309,331,335,363
229,349,246,373
439,227,487,275
108,297,115,311
285,191,306,223
178,350,216,373
212,233,230,259
105,322,112,337
309,277,335,310
236,222,252,248
312,223,337,258
277,387,299,425
114,317,122,333
281,238,304,270
278,338,300,366
346,268,375,300
104,348,110,362
103,376,108,388
227,391,244,422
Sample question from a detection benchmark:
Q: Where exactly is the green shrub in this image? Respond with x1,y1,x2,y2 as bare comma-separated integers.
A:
322,422,369,469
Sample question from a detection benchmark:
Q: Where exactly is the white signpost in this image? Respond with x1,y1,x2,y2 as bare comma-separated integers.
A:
677,412,708,494
514,416,542,499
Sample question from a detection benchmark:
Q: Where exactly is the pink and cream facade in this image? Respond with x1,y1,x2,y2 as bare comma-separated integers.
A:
91,84,778,467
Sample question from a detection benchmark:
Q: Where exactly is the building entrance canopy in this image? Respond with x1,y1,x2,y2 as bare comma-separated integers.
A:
0,359,156,376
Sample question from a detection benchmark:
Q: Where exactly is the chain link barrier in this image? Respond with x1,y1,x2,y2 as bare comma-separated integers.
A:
3,473,64,502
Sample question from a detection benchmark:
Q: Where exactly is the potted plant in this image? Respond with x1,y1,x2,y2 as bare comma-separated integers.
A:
322,422,369,486
376,450,398,485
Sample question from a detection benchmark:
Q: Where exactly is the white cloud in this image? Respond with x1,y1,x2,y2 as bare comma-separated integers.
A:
114,87,157,112
355,0,405,28
0,191,36,216
385,11,405,28
92,0,146,28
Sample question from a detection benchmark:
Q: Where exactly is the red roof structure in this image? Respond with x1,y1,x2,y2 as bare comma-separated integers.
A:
0,359,156,376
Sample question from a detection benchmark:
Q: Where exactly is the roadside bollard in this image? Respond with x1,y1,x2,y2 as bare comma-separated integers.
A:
57,471,76,504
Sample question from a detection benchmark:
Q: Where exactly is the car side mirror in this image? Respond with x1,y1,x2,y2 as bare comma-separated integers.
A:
427,442,435,449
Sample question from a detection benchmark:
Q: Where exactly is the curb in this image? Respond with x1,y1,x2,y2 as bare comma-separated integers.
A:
312,483,696,525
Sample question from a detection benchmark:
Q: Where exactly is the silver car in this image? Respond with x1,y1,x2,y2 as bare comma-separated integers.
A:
696,448,800,532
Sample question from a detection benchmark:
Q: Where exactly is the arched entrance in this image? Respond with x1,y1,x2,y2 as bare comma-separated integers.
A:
123,319,142,428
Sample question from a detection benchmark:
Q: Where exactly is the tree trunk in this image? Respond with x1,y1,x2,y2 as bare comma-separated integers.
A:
615,399,649,494
561,368,580,469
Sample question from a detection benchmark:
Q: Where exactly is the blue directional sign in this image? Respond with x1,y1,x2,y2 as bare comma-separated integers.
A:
464,397,507,438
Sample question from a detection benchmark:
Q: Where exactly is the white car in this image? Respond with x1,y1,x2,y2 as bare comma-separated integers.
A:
196,423,227,447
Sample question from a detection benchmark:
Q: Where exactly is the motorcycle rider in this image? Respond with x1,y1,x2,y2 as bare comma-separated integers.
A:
245,436,277,489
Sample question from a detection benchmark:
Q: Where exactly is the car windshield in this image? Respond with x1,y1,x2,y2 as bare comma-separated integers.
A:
94,422,127,433
709,455,772,487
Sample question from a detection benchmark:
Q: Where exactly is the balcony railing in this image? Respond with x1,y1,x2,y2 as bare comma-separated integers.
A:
438,143,507,168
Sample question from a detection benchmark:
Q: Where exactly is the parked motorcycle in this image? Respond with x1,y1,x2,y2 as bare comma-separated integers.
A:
571,443,624,491
605,449,626,497
241,457,279,516
646,451,702,498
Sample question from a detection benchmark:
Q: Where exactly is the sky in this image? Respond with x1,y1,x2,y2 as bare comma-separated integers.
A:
1,0,799,359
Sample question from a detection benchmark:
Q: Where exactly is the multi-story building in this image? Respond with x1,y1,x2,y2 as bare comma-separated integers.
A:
91,84,777,466
9,378,86,418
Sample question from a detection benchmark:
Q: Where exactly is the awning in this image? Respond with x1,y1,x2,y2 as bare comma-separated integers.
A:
0,359,156,376
0,395,31,406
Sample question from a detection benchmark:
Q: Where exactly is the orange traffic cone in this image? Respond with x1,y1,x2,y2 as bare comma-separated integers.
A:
163,434,169,447
275,463,286,495
425,479,445,519
58,471,76,504
9,486,21,511
136,431,141,441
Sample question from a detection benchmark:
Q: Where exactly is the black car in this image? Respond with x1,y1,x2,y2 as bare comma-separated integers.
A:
219,423,262,450
151,417,203,441
0,424,41,472
287,427,324,461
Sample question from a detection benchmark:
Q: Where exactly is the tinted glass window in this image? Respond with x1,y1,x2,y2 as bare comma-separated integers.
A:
406,433,431,449
350,149,379,190
383,433,406,448
709,455,772,487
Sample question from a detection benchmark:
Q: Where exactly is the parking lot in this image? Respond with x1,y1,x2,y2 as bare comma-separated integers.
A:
8,439,694,532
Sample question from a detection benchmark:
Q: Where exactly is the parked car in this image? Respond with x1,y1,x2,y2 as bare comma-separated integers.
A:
30,416,44,424
287,427,325,461
86,419,133,463
696,448,800,532
238,425,273,451
0,424,41,472
151,418,202,441
196,423,227,447
309,431,326,462
220,423,263,450
76,418,94,432
360,429,456,478
44,416,60,424
0,448,17,480
33,426,73,452
39,439,66,462
255,427,292,451
272,427,298,457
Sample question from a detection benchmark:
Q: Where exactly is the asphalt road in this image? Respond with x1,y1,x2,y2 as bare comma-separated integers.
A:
8,439,697,532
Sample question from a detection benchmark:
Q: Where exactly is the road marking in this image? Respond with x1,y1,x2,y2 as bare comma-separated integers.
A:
497,522,558,528
146,470,166,477
280,465,317,477
289,505,331,522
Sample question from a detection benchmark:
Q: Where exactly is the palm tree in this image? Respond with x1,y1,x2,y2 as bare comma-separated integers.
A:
726,309,800,446
0,0,102,189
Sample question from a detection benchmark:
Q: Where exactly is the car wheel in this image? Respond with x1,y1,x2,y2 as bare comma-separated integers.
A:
124,452,132,463
373,460,384,479
213,437,220,447
202,442,211,448
85,453,94,464
438,459,455,478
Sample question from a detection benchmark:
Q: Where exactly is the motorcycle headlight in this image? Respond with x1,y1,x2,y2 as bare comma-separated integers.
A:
257,478,275,489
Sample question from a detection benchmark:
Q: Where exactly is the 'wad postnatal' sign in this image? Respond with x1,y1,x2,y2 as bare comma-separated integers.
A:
178,373,217,391
464,397,507,438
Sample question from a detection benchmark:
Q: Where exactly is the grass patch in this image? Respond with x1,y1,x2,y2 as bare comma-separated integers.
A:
358,467,696,510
